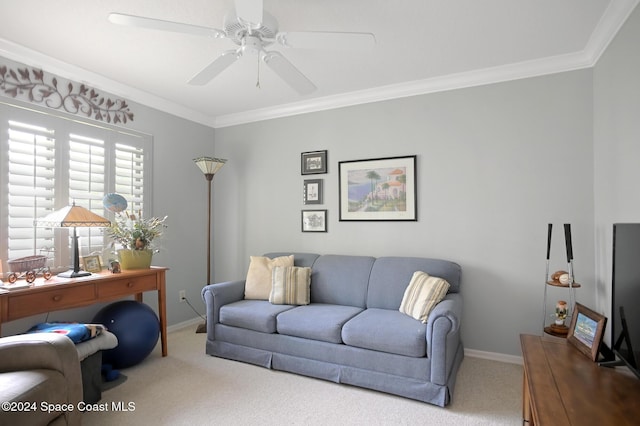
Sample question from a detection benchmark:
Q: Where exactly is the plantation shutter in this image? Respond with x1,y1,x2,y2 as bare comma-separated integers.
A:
115,142,145,214
68,133,107,255
6,120,56,260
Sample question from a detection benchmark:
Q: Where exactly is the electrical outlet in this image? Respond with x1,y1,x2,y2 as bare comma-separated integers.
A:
179,290,186,302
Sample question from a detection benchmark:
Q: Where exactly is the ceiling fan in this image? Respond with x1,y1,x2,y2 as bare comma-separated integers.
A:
108,0,376,95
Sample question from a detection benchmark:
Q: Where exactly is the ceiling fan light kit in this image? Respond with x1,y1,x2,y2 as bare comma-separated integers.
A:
109,0,375,95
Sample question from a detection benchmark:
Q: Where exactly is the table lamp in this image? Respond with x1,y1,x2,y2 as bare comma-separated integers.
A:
34,202,111,278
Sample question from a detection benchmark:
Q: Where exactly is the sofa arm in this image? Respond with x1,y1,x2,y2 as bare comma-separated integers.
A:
0,333,81,379
201,280,245,337
0,333,82,425
426,293,463,385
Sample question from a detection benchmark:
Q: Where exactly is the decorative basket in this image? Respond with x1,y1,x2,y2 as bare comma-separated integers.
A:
7,255,47,273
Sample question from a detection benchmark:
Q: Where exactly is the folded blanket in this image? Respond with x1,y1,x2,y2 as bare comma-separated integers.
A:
26,322,106,344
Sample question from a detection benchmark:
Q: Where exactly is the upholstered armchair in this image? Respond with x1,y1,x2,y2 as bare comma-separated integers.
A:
0,333,82,426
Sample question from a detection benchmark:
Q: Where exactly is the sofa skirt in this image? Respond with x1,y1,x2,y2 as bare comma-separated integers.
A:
206,324,464,407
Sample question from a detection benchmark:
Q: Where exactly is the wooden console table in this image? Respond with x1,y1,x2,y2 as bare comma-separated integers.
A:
0,267,168,357
521,334,640,425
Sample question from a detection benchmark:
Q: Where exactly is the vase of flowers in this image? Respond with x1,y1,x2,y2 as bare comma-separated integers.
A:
105,211,167,270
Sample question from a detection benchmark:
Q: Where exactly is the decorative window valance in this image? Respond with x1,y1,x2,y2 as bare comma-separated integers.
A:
0,57,134,124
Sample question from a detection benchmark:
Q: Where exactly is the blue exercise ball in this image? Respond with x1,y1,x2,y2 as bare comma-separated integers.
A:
93,300,160,369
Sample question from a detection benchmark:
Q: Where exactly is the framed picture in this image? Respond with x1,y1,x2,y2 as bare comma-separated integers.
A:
567,302,607,361
82,255,102,273
339,155,417,221
303,179,323,205
302,210,327,232
301,150,327,175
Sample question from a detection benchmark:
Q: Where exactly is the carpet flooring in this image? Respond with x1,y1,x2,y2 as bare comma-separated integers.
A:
83,326,523,425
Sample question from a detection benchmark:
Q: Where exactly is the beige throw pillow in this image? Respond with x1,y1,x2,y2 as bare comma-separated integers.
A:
399,271,450,323
244,255,294,300
269,266,311,305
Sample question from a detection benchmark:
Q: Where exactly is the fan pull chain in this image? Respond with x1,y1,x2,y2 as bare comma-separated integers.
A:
256,54,261,89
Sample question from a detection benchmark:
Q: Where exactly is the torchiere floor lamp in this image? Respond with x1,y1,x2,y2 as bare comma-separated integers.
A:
193,156,227,333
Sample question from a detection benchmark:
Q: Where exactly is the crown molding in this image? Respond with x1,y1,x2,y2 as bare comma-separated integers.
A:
213,0,640,128
584,0,639,65
0,38,214,127
214,0,639,128
213,51,592,128
2,0,637,129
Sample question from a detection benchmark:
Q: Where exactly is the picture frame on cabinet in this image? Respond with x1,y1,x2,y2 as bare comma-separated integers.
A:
567,302,607,361
81,255,102,273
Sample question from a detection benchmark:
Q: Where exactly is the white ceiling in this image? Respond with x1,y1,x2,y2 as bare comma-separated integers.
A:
0,0,637,128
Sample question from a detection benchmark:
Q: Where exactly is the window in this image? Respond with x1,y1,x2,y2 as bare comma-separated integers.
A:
1,102,152,274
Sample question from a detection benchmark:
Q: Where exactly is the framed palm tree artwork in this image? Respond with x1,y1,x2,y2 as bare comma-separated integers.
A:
338,155,417,221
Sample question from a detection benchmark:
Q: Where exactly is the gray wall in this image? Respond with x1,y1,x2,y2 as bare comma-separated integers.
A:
213,69,596,357
594,5,640,343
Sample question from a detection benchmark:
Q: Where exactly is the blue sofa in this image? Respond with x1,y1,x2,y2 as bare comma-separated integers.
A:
201,253,463,406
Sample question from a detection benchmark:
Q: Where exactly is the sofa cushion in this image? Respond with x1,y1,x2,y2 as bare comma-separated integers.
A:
367,257,461,310
220,300,295,333
399,271,450,323
342,308,427,357
244,255,294,300
269,266,311,305
276,304,363,343
309,255,375,307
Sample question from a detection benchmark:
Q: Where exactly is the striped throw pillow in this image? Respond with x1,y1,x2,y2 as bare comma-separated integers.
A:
269,266,311,305
399,271,450,323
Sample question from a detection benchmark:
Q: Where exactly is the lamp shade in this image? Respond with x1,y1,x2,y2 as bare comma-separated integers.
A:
193,157,227,177
34,204,111,228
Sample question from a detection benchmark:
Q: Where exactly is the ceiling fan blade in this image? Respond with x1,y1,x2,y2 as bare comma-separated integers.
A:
188,50,239,85
276,31,376,51
234,0,263,26
108,13,225,39
262,51,316,95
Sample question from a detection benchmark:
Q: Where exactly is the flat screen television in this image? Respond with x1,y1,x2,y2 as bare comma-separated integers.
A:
610,223,640,379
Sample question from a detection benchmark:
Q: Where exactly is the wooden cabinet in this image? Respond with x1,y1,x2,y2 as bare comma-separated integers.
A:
521,334,640,425
0,267,168,356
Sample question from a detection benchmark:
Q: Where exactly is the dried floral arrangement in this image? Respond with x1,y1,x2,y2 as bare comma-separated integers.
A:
106,211,168,251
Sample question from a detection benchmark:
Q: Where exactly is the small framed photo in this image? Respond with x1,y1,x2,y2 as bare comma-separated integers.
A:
302,210,327,232
303,179,323,205
82,255,102,273
567,302,607,361
301,150,327,175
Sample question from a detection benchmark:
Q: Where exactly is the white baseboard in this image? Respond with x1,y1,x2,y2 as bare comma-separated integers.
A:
167,317,204,333
465,348,523,365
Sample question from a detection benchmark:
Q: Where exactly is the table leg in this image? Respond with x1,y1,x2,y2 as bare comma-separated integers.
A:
157,274,167,357
523,370,533,425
